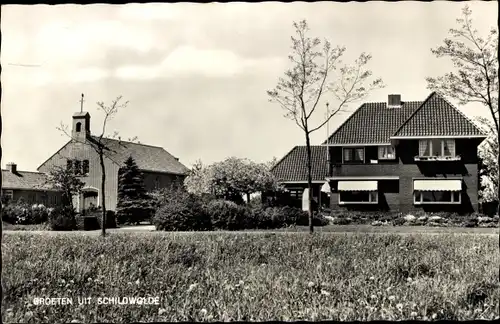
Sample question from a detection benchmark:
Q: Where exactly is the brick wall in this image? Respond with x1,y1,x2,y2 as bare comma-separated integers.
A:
329,138,482,213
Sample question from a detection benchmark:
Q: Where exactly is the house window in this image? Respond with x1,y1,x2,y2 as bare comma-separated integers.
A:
339,191,378,204
74,160,82,175
378,145,396,160
414,191,461,204
76,122,82,132
154,177,160,190
2,189,14,201
288,188,303,200
419,139,455,157
82,160,89,175
343,147,364,163
67,159,73,172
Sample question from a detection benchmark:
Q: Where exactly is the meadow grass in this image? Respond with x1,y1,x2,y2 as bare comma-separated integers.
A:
2,232,499,322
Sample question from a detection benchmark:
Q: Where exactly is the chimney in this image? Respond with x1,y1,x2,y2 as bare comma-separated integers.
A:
7,162,17,173
388,94,402,108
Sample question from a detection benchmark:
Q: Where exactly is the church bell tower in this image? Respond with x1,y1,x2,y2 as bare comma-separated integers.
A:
72,93,91,142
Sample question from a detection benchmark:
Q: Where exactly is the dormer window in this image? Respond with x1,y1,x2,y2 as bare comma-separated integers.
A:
418,139,455,157
378,145,396,160
76,122,82,132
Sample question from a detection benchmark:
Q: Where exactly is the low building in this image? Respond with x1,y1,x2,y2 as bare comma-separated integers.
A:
1,162,63,206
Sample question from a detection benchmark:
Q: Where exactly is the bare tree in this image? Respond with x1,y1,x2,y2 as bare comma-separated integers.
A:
426,5,499,216
267,20,384,233
58,96,131,236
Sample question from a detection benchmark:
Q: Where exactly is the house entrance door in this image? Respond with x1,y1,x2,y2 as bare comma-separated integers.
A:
83,190,98,211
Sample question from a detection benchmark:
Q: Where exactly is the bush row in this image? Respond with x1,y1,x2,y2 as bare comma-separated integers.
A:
329,209,499,227
152,190,329,231
1,201,50,225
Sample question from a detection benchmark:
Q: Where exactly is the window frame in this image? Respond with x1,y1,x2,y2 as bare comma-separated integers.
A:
342,147,365,164
413,190,461,205
418,139,456,158
287,188,304,200
338,191,378,205
82,160,90,175
378,145,396,160
74,160,82,176
2,189,14,201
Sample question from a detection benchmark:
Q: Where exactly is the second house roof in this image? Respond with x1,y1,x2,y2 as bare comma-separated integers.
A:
325,92,485,145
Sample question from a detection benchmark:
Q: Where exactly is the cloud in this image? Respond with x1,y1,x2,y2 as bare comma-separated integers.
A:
113,45,286,80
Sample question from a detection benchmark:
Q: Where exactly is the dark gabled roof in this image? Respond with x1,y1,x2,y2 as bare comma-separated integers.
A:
325,101,422,144
37,136,190,175
1,170,56,191
325,92,486,144
392,92,486,138
271,146,329,182
90,136,190,175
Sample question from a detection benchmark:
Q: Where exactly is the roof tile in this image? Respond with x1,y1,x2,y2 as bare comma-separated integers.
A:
92,136,190,175
326,101,421,144
393,93,486,137
271,146,329,182
1,170,54,190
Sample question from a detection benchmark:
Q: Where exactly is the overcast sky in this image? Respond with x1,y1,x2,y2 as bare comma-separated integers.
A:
1,2,497,171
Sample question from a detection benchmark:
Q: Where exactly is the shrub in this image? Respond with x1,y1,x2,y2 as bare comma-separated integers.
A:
48,206,76,231
153,192,211,231
30,204,49,224
205,199,249,230
332,217,352,225
392,218,406,226
99,210,118,229
76,215,100,231
263,207,297,228
116,198,154,225
246,205,273,229
1,204,23,224
1,202,48,225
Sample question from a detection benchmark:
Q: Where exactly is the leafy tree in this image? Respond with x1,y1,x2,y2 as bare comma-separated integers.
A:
184,159,212,197
58,95,132,236
476,116,498,203
116,156,153,225
426,5,498,214
45,165,85,210
267,20,384,233
184,157,277,204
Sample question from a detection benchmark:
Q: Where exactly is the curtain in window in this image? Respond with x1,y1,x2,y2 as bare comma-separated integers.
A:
378,146,385,158
343,149,352,161
355,148,364,161
419,140,430,156
443,140,455,156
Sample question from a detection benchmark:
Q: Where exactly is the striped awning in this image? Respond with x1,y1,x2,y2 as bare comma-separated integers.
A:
414,179,462,191
338,180,377,191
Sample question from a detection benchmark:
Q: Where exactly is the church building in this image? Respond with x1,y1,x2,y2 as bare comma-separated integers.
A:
36,109,190,212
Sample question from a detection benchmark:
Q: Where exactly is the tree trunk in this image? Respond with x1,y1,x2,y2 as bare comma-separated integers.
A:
99,151,107,237
497,129,500,230
305,132,314,234
246,192,251,205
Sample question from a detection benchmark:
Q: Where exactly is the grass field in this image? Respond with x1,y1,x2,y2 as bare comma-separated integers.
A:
2,231,499,322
